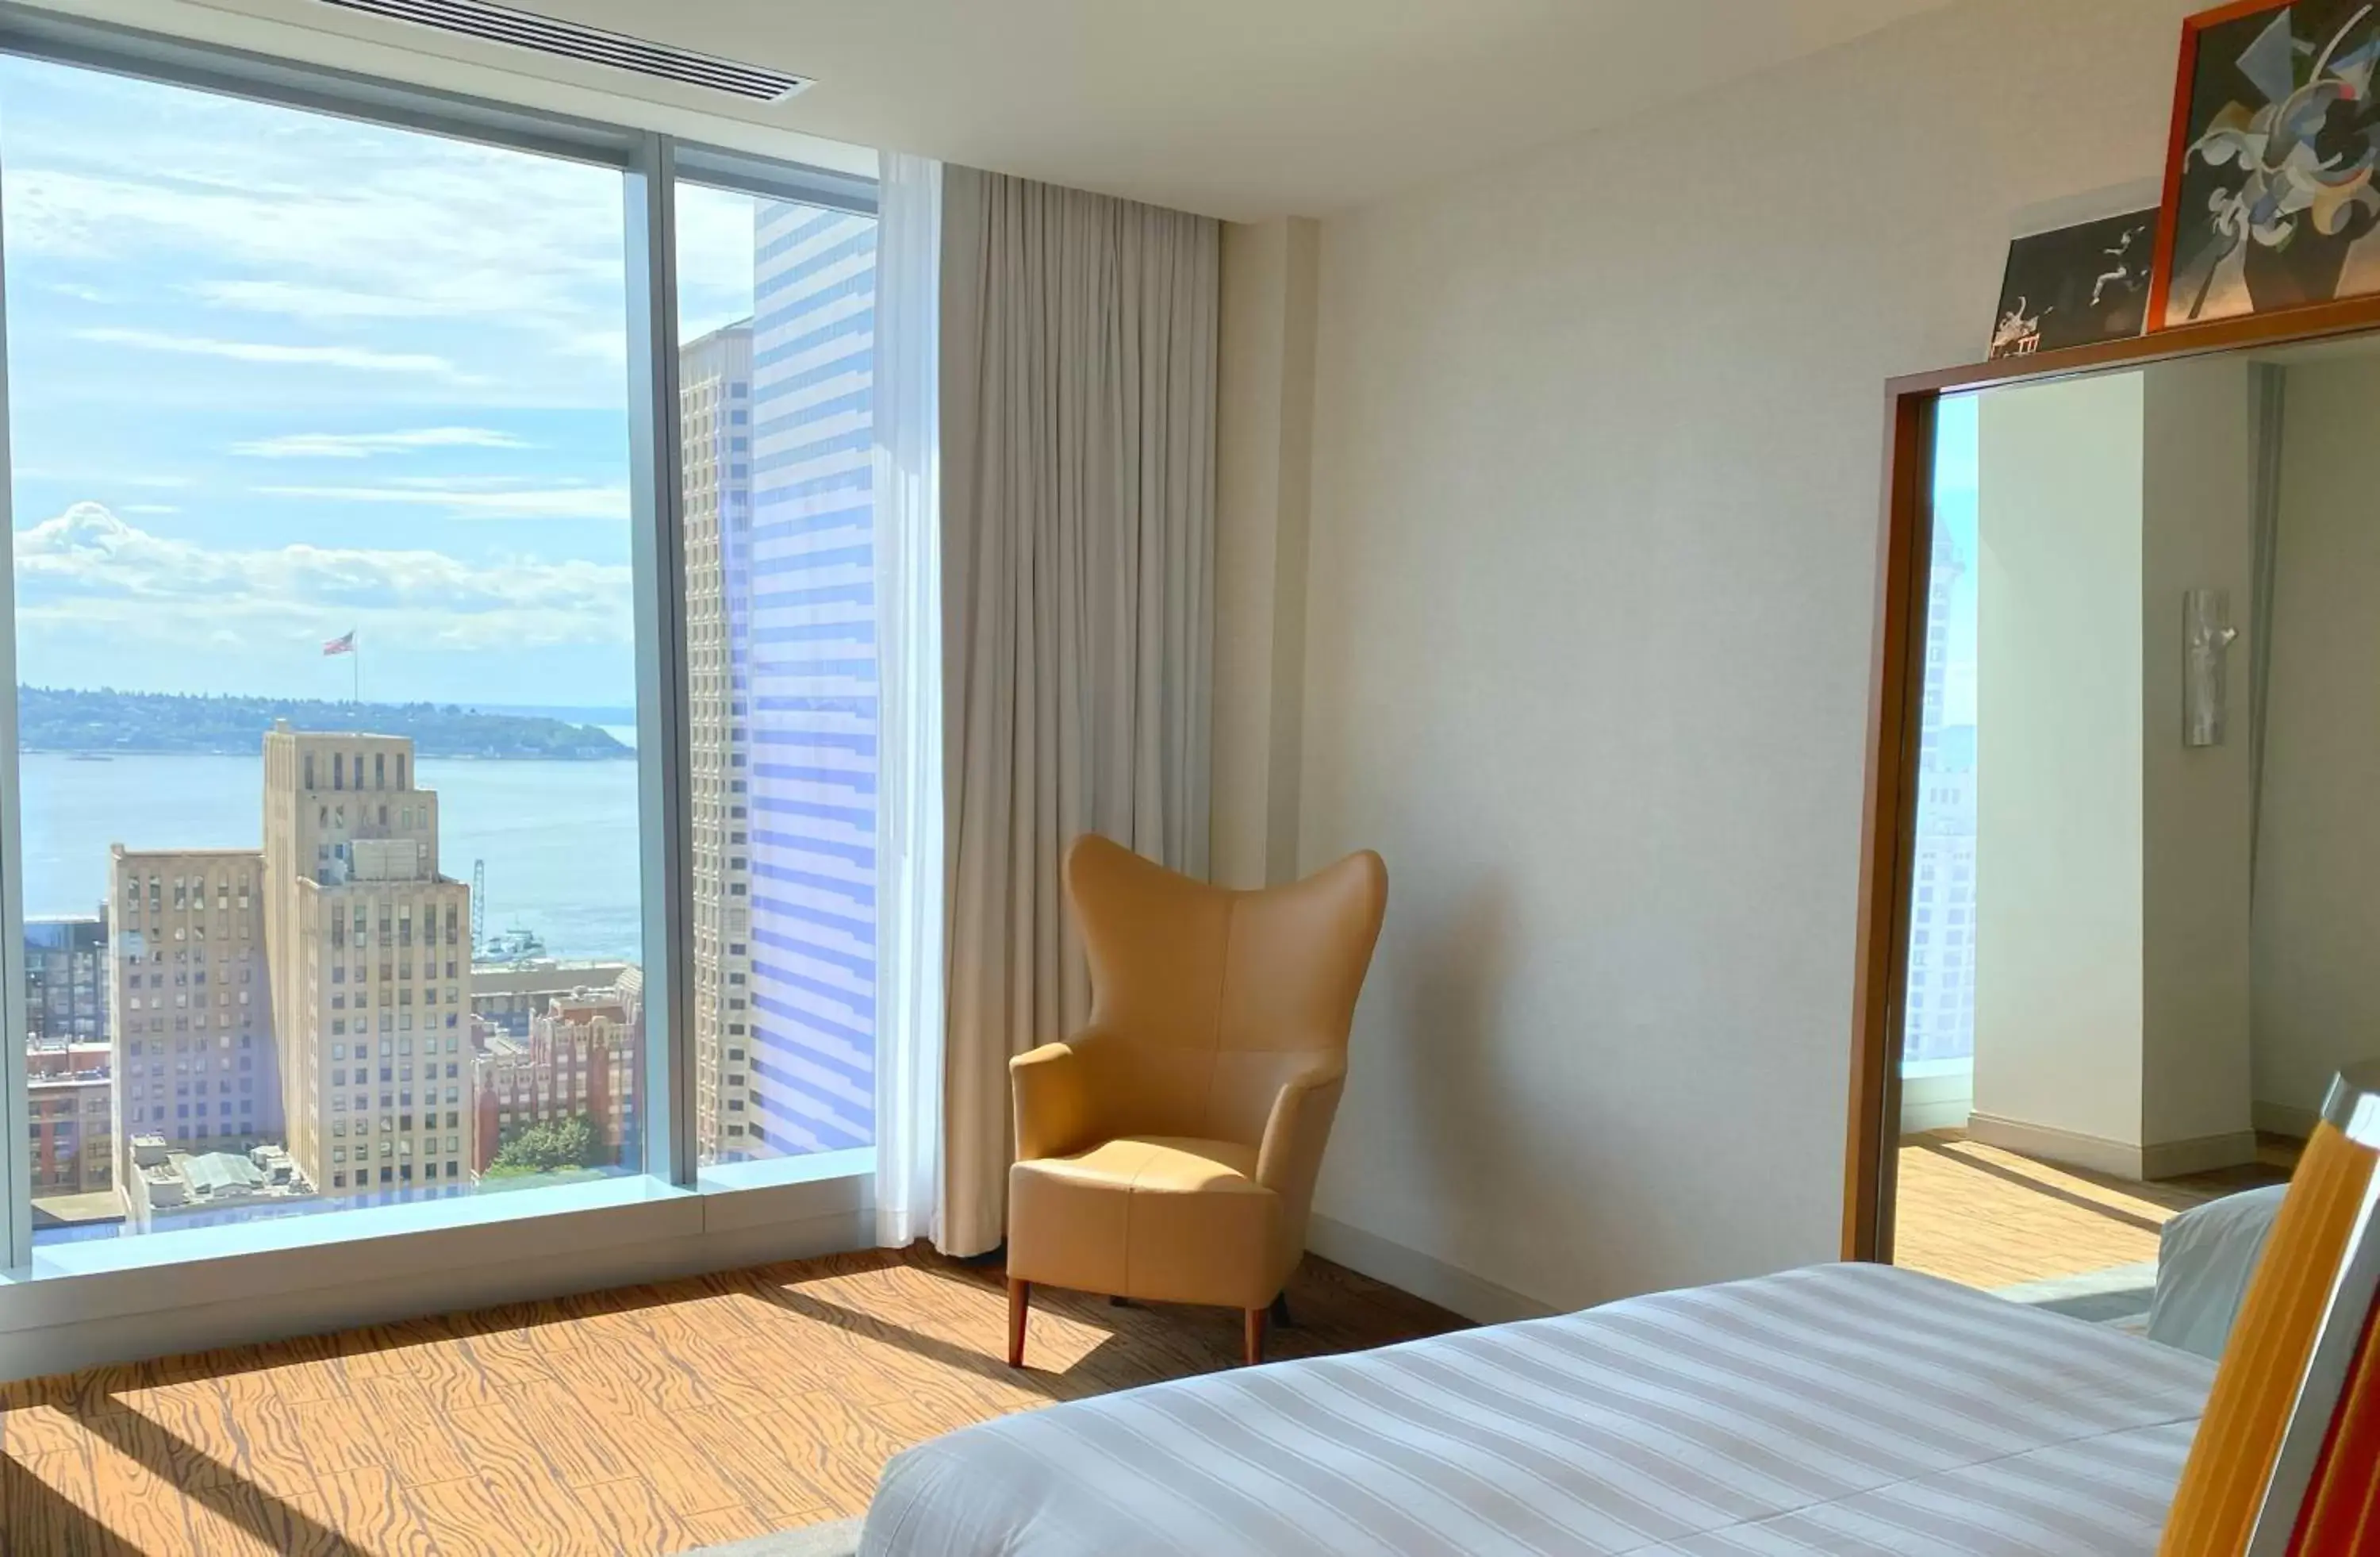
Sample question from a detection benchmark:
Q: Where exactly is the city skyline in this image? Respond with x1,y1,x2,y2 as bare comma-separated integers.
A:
0,52,760,708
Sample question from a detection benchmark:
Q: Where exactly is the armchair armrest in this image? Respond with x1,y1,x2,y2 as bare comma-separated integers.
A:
1254,1059,1348,1194
1010,1028,1116,1162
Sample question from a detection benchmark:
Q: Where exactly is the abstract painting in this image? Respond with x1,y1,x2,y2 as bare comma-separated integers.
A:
1990,210,2159,357
2152,0,2380,328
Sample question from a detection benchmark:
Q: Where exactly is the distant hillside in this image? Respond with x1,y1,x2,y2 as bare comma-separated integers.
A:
17,686,631,760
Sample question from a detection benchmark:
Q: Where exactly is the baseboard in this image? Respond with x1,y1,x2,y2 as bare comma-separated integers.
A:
1305,1214,1557,1326
2141,1130,2262,1179
2252,1100,2319,1140
1965,1113,2258,1181
0,1206,872,1384
1967,1114,2145,1178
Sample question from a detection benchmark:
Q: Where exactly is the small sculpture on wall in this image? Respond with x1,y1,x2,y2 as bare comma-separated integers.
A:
2186,589,2239,748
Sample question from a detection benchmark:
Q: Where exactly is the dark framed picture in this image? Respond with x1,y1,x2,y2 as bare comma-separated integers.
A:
1989,210,2159,357
2150,0,2380,329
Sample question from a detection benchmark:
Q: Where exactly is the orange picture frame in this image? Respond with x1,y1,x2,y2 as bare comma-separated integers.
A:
2148,0,2380,331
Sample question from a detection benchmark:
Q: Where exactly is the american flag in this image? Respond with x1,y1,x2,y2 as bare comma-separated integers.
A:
323,630,356,657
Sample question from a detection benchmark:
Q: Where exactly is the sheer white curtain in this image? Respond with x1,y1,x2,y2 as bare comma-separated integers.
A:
871,150,946,1249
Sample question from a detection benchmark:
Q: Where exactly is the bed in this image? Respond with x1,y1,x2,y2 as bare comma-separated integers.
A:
858,1263,2212,1556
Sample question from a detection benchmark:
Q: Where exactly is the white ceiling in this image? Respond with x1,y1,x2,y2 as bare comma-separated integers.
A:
148,0,1960,219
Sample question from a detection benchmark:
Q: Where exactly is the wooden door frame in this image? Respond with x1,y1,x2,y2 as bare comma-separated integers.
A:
1842,291,2380,1263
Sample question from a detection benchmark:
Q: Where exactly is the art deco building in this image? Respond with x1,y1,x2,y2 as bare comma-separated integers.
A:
262,725,474,1199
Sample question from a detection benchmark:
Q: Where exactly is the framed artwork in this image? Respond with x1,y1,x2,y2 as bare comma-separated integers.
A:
1989,209,2159,357
2150,0,2380,329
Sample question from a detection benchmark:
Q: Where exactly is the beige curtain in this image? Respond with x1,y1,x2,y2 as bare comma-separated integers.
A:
937,166,1219,1256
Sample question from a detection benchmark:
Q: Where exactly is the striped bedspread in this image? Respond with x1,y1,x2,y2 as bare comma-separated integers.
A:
858,1263,2214,1556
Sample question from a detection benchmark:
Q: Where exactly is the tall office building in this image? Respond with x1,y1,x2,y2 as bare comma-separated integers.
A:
681,321,760,1161
736,199,879,1156
1904,528,1977,1066
261,726,475,1200
109,848,278,1182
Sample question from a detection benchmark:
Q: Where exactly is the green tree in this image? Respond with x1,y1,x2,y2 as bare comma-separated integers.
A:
485,1113,607,1176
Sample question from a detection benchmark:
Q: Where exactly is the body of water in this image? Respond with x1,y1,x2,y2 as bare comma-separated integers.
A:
17,752,644,963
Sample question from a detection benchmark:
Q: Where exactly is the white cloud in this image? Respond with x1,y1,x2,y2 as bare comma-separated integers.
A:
13,502,629,651
256,482,628,521
75,326,462,377
1,100,634,408
232,427,532,459
186,280,448,322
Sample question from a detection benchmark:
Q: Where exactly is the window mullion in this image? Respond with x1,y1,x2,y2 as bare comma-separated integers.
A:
624,133,697,1191
0,129,29,1272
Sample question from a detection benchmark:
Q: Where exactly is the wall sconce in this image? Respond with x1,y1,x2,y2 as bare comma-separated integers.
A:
2185,589,2238,748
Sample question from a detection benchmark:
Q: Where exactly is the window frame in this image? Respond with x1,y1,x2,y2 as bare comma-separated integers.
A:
0,4,878,1311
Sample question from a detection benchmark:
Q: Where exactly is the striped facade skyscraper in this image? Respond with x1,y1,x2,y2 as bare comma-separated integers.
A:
679,201,878,1165
741,200,878,1158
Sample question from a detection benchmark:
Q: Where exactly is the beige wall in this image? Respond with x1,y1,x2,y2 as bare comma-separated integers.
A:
1214,217,1319,890
2137,359,2257,1157
1971,372,2147,1155
2253,354,2380,1127
1215,0,2217,1313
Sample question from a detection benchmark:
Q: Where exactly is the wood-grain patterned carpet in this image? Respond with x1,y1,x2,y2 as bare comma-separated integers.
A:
1894,1129,2297,1290
0,1247,1464,1556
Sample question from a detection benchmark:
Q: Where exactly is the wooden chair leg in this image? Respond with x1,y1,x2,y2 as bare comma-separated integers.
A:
1008,1278,1031,1368
1244,1305,1268,1367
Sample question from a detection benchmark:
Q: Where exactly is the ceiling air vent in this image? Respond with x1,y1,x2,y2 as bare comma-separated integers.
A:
313,0,811,102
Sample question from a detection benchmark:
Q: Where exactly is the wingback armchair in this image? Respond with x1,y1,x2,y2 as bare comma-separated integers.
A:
1005,835,1388,1368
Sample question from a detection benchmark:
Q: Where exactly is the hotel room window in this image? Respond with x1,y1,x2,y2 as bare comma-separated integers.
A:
675,177,881,1175
0,50,653,1254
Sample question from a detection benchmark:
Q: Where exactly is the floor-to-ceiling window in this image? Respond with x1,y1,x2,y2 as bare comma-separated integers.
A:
0,19,882,1277
674,183,878,1175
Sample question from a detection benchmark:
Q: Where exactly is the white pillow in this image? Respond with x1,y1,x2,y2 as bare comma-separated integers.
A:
2146,1184,2287,1359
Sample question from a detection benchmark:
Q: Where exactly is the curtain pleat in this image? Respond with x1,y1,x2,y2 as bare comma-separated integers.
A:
936,166,1218,1257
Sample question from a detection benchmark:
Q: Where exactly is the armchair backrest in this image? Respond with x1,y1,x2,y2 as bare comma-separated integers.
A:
1063,835,1388,1147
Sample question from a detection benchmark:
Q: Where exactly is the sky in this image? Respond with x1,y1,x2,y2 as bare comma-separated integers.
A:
1,54,761,708
1932,391,1980,729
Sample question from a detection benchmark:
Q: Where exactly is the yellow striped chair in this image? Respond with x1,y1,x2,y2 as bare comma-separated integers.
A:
2159,1062,2380,1557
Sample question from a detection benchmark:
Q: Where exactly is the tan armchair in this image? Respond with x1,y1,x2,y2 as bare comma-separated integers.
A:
1005,835,1388,1368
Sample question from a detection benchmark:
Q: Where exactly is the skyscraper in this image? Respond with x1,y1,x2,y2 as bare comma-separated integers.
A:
680,320,760,1162
677,198,881,1164
737,199,879,1157
1905,528,1977,1067
262,726,475,1200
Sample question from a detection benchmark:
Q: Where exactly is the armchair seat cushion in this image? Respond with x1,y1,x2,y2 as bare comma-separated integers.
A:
1009,1136,1282,1310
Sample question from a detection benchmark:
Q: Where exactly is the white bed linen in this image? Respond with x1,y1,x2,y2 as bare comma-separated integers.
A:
859,1263,2213,1557
2148,1185,2286,1359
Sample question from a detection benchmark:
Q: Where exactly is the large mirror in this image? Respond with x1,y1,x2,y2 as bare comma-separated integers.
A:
1872,332,2380,1343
